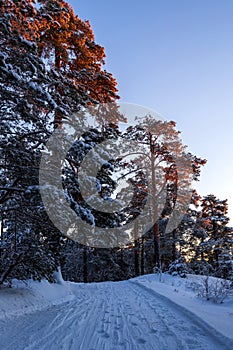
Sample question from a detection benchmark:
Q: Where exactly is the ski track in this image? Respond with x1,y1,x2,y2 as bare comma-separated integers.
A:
0,281,232,350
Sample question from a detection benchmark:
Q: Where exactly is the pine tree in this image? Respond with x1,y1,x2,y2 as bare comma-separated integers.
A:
120,117,206,271
33,0,119,127
0,0,121,284
199,195,233,276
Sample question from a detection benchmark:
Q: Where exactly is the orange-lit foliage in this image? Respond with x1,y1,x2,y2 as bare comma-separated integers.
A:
38,0,118,104
0,0,37,40
1,0,120,127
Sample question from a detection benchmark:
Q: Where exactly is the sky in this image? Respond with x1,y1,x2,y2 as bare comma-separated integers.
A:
68,0,233,224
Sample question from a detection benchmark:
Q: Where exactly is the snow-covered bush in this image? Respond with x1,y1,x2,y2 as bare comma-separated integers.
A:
168,257,189,278
153,266,162,274
197,276,233,303
152,266,163,282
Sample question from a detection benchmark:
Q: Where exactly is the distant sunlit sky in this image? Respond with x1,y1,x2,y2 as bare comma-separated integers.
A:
68,0,233,225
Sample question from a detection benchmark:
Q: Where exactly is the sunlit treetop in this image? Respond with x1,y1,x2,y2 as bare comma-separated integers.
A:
1,0,119,110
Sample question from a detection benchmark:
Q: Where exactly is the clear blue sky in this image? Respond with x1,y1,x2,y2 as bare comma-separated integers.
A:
68,0,233,224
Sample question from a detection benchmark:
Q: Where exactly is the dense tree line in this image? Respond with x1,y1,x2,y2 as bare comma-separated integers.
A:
59,122,233,282
0,1,232,286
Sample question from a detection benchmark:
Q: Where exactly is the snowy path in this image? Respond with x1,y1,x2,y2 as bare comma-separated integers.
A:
0,281,232,350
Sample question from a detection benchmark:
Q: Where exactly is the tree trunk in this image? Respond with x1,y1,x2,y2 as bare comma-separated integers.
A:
201,236,204,260
153,222,161,268
133,219,140,276
172,229,177,261
140,237,144,275
83,246,88,283
150,133,161,269
134,239,139,276
54,47,63,129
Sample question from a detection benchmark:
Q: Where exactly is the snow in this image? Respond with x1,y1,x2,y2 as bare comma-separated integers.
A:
0,279,75,321
0,274,232,349
133,273,233,341
18,35,35,48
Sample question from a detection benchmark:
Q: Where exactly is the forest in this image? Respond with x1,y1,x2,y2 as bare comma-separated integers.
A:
0,0,233,287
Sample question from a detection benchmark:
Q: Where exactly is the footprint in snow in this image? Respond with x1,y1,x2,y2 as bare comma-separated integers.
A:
137,338,146,344
102,333,110,339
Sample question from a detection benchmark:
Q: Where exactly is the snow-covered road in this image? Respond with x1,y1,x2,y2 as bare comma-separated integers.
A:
0,281,232,350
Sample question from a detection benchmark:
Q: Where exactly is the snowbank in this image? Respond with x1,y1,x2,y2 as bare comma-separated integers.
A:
132,273,233,340
0,279,75,321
